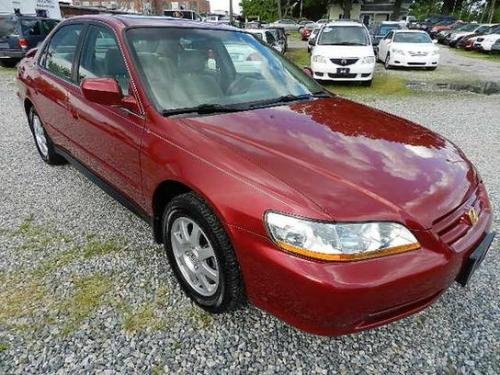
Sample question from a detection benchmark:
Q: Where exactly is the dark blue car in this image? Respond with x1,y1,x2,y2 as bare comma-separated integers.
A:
0,14,58,67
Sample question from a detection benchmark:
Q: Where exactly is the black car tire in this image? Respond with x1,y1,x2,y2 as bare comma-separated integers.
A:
162,192,245,313
361,79,373,87
28,108,66,165
384,53,392,69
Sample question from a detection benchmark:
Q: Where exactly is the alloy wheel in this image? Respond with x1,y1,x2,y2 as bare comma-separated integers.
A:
32,114,48,158
170,217,220,297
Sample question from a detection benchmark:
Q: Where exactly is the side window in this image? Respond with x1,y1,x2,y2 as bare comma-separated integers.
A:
78,25,129,96
266,31,276,45
44,24,83,81
384,31,393,40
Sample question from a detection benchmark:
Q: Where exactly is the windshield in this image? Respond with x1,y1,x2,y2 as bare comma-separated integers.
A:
393,32,432,43
0,16,17,37
318,26,369,46
126,27,325,114
378,24,400,36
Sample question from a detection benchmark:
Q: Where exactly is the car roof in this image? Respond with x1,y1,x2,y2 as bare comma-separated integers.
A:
246,29,265,33
67,14,240,31
393,29,426,33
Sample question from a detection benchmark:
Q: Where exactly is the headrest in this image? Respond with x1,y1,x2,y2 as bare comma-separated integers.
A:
178,50,207,74
105,48,127,77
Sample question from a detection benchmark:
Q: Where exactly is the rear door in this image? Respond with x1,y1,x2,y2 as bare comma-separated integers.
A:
34,23,85,149
67,23,144,204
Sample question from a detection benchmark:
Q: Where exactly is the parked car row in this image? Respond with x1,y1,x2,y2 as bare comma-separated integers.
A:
306,20,440,86
434,22,500,53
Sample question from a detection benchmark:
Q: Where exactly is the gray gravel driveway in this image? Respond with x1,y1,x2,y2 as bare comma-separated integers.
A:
0,65,499,374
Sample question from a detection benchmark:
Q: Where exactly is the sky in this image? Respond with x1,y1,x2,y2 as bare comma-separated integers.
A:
209,0,241,14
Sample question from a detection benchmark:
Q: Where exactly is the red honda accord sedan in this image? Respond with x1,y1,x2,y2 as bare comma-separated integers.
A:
16,15,495,336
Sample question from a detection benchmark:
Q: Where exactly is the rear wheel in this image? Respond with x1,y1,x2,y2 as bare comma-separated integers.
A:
162,192,245,313
29,108,65,165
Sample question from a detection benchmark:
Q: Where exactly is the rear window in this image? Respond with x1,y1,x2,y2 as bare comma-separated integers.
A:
40,19,59,35
21,19,41,36
0,16,17,37
378,24,401,35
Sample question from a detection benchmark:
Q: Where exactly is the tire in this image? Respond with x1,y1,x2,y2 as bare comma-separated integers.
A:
28,108,66,165
384,53,392,69
0,58,19,68
426,67,437,71
361,79,372,87
162,192,245,313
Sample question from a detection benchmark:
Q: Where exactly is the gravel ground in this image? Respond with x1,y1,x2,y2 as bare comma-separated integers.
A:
0,65,499,374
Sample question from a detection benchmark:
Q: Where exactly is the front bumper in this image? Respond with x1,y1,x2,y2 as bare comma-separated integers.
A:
229,186,493,336
388,53,439,68
311,61,375,81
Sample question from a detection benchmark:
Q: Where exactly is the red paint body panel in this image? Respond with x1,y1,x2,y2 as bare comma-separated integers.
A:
16,15,494,336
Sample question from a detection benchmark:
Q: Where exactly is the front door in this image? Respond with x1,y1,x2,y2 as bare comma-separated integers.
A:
66,24,145,206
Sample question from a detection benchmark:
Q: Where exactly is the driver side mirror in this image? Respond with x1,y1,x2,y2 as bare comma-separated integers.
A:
308,37,316,46
303,67,313,77
81,78,140,113
24,47,38,59
433,39,438,44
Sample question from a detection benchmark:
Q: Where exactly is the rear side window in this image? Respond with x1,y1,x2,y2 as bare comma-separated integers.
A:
43,24,83,81
21,19,41,36
78,25,129,95
0,16,17,37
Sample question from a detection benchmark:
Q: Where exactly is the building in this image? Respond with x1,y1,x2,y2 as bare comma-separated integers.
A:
328,0,411,25
163,1,209,14
71,0,209,14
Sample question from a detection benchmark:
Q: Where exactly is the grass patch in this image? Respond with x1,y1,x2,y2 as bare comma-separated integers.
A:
59,274,113,335
81,235,128,259
122,304,167,333
12,215,70,251
285,47,310,68
187,306,214,329
0,342,9,352
326,73,410,98
452,48,500,63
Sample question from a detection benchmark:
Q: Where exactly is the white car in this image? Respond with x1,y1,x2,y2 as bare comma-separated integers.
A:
269,19,299,32
377,30,440,70
310,21,375,86
247,29,284,53
474,33,500,51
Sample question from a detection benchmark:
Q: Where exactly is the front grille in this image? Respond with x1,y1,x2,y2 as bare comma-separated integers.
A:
328,73,357,78
432,186,483,251
408,62,426,66
330,58,358,66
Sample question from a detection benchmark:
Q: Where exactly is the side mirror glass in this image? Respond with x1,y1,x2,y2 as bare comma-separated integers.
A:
308,37,316,46
81,78,122,106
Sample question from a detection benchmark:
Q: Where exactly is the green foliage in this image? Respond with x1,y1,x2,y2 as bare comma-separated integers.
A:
240,0,331,22
240,0,278,22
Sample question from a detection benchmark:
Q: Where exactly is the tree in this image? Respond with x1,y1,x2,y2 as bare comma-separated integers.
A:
342,0,352,19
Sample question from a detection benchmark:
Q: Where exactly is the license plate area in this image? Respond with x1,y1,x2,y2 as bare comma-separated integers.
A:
456,232,495,286
336,68,350,74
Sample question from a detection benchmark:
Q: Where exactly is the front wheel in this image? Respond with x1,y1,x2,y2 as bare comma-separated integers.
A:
162,192,245,313
361,79,373,87
384,53,392,69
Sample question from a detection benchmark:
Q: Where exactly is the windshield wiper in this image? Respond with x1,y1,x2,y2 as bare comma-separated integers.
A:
322,42,366,46
162,103,248,117
247,92,330,108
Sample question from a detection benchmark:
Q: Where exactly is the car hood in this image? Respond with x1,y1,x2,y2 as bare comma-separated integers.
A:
179,98,477,229
313,45,374,58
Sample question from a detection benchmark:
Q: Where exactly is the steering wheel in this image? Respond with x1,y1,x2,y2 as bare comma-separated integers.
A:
226,75,250,95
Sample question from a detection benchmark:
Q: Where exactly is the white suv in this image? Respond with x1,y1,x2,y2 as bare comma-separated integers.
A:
310,21,375,86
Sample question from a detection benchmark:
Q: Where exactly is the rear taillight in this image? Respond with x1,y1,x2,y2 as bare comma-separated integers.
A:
18,38,29,49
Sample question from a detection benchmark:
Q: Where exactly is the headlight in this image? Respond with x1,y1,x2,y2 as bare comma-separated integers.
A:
312,55,328,63
391,48,405,55
361,56,375,64
265,212,420,261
